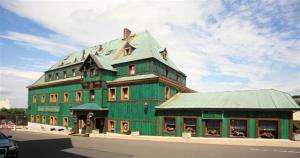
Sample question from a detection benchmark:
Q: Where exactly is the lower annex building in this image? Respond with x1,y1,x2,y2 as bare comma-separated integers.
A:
27,28,299,139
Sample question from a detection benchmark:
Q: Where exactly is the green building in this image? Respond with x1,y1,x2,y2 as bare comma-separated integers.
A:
27,28,299,139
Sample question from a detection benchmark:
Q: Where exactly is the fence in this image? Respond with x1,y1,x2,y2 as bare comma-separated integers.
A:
0,114,27,129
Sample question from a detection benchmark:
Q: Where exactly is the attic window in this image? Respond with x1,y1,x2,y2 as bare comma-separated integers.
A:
161,48,168,60
71,69,76,77
48,74,52,81
165,69,169,77
124,47,132,56
128,65,135,75
63,70,67,79
55,72,59,80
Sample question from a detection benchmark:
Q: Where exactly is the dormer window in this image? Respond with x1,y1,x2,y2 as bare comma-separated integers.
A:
124,47,132,56
55,73,59,80
161,48,168,60
128,65,135,75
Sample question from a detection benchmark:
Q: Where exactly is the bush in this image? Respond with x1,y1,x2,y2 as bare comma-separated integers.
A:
293,121,300,133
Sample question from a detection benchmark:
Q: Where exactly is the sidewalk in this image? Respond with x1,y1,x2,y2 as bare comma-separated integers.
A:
90,133,300,148
16,128,300,148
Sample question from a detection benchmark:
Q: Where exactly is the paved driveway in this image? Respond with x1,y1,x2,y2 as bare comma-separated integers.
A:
1,130,300,158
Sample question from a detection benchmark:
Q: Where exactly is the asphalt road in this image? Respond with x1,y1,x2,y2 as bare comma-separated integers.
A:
1,129,300,158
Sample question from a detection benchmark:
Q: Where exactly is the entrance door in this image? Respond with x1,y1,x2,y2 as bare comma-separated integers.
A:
95,118,105,133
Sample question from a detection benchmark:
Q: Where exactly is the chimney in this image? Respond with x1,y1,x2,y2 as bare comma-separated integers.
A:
123,28,131,39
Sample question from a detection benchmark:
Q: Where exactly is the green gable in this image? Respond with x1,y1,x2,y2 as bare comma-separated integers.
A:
157,89,300,110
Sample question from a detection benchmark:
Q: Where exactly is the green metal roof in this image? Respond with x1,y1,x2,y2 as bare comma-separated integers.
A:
28,75,81,88
157,89,300,110
107,74,158,83
48,31,180,72
69,103,108,111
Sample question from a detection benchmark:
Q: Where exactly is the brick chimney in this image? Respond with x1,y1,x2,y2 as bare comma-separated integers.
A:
123,28,131,39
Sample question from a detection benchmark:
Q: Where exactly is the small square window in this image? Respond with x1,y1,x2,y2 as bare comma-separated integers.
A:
121,87,129,100
41,95,45,104
33,95,37,104
165,87,170,100
90,68,96,77
48,74,52,81
90,90,95,101
55,72,59,80
64,92,69,103
50,93,58,103
76,91,82,102
109,88,116,101
42,116,46,124
72,69,76,77
63,70,67,79
165,69,169,77
128,65,135,75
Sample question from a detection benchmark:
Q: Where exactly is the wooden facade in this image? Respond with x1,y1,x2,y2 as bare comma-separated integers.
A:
27,29,296,139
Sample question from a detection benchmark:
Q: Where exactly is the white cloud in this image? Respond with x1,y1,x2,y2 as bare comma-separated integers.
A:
0,31,80,56
0,0,299,104
0,67,43,108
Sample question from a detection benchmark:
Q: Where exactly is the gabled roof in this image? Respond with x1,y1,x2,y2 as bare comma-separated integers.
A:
157,89,300,110
48,31,180,72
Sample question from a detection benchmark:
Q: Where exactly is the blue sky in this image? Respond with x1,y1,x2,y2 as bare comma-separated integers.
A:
0,0,299,108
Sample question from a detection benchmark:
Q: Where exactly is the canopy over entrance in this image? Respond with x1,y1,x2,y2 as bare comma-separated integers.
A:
70,103,108,111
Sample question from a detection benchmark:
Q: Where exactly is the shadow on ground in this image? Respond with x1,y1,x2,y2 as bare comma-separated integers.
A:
17,138,88,158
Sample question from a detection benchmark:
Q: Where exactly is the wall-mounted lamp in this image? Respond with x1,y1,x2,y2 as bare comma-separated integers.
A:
144,102,148,111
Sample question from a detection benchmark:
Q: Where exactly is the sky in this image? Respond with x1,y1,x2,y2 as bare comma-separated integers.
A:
0,0,299,108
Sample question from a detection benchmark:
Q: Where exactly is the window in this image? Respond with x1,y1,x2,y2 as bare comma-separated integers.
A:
176,74,180,81
42,116,46,124
108,120,116,132
165,87,170,100
50,116,57,125
204,120,221,137
31,115,34,122
48,74,52,81
120,121,129,134
230,119,248,137
124,47,132,56
63,70,67,79
76,91,82,102
33,95,37,104
121,87,129,100
258,120,278,139
90,90,95,101
128,65,135,75
63,117,68,127
50,93,58,103
90,68,96,77
55,72,59,80
108,88,116,101
183,118,197,137
164,117,176,133
64,92,69,103
53,117,57,126
41,95,45,104
71,69,76,77
36,115,40,123
165,69,169,77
